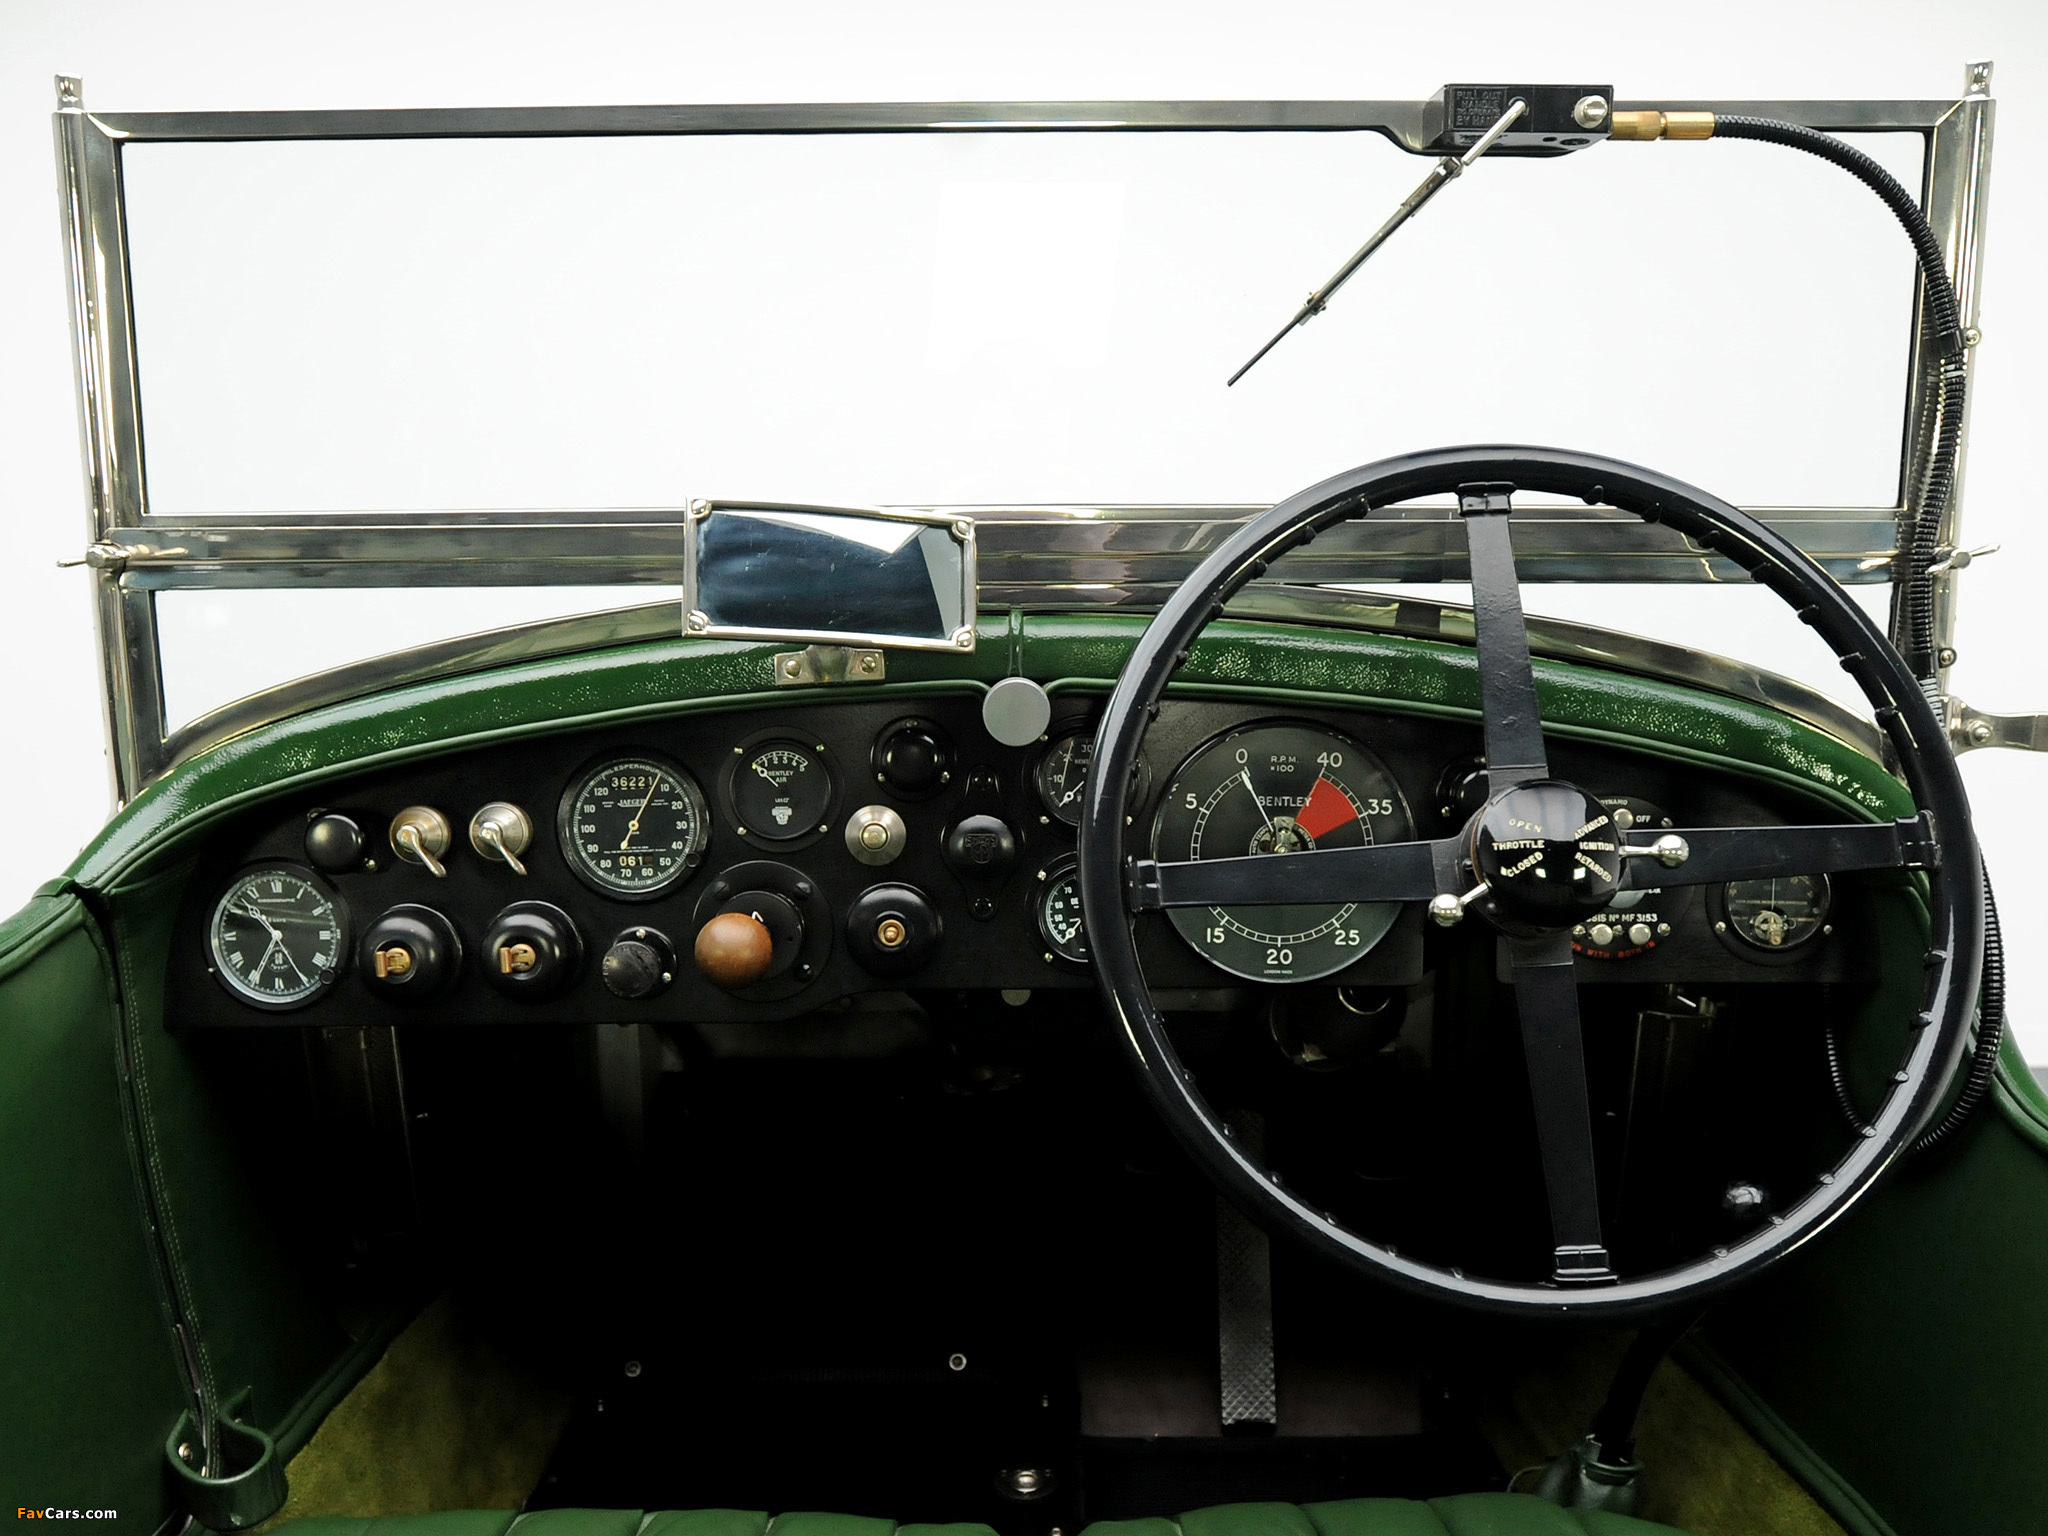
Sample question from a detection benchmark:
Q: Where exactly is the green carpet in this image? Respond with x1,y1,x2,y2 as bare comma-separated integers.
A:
259,1296,572,1528
1472,1332,1846,1536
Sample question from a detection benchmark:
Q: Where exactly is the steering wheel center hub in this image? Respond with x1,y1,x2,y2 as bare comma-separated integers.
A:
1470,781,1622,925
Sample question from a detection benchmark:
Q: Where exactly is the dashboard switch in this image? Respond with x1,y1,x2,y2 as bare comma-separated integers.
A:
389,806,453,877
603,927,675,999
305,812,367,872
943,814,1018,884
873,718,951,798
359,905,463,1002
481,901,583,999
845,804,908,866
846,883,942,977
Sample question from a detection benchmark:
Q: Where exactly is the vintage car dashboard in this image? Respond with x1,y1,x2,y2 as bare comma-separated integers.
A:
169,690,1866,1030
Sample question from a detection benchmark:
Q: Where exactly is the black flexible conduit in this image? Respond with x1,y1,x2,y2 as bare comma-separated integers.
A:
1828,865,2005,1157
1713,117,1994,1148
1711,116,1969,687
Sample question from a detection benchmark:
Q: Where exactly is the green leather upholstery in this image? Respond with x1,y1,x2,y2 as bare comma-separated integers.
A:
274,1497,1690,1536
1078,1494,1688,1533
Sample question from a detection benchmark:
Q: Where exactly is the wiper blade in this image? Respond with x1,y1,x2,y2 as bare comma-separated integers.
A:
1228,97,1528,387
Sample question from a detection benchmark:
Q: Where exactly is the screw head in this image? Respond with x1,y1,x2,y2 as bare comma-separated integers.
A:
1969,719,1994,743
1574,94,1610,129
1938,647,1958,667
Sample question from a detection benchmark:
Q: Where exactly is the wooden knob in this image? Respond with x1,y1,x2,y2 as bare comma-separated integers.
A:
695,910,775,990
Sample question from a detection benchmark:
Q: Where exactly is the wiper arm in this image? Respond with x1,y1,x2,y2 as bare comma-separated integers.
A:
1228,97,1528,387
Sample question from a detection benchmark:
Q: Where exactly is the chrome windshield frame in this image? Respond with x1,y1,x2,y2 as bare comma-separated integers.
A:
51,73,1994,797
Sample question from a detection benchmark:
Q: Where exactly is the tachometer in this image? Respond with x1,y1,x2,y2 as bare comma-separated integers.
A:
1150,723,1413,982
558,753,711,899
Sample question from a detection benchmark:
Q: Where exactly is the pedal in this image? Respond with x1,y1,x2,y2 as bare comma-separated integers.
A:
1216,1111,1277,1433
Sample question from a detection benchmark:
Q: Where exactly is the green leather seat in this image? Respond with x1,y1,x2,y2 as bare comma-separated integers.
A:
276,1494,1690,1536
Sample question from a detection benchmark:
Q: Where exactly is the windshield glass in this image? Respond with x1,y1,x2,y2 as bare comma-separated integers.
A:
120,129,1921,514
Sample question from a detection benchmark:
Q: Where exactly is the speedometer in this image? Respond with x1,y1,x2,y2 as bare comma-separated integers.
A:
1150,723,1413,982
558,753,711,899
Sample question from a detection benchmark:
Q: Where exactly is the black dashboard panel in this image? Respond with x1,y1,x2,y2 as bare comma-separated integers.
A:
167,695,1863,1028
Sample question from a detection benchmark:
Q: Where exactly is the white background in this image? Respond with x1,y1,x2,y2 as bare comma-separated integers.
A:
1,0,2043,1052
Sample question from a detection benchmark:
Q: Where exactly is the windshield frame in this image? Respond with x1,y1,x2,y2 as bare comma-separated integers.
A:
50,76,1993,797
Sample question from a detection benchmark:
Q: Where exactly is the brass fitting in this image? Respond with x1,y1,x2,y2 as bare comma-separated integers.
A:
1609,110,1716,142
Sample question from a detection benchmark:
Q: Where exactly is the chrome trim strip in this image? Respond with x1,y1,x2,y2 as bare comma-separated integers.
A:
54,78,164,800
1915,63,1996,691
152,584,1878,778
107,501,1900,589
87,98,1960,146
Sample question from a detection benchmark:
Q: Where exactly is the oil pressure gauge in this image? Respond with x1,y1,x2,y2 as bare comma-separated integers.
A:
1037,855,1089,964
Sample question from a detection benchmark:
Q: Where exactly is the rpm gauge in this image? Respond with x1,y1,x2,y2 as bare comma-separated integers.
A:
1151,723,1413,982
559,753,711,899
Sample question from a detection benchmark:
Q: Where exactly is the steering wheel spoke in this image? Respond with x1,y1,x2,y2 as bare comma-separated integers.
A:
1505,932,1614,1285
1460,484,1549,791
1617,813,1938,891
1126,837,1458,912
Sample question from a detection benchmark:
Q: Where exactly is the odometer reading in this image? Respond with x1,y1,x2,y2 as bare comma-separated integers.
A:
1150,723,1413,982
209,866,347,1010
558,754,710,899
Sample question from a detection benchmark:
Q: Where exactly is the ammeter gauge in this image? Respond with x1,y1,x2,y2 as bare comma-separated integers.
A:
1718,874,1832,952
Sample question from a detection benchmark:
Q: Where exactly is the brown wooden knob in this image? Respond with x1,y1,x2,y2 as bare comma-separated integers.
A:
695,910,775,990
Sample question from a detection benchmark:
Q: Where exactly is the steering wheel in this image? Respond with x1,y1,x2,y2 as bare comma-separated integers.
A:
1077,446,1981,1319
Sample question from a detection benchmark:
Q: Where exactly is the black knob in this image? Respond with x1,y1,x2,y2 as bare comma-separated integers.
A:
481,901,584,1000
845,883,943,977
602,928,674,1000
874,719,950,797
943,814,1018,884
305,813,367,872
359,905,463,1001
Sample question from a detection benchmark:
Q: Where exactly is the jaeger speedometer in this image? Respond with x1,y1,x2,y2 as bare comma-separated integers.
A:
558,753,711,899
1151,723,1413,982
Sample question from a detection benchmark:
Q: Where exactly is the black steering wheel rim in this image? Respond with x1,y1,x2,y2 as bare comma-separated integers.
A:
1077,444,1981,1320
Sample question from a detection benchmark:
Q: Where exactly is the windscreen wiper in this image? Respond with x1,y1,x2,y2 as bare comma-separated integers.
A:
1229,89,1610,386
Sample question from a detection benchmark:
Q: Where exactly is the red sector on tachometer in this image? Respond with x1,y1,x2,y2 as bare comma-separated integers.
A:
1295,775,1360,840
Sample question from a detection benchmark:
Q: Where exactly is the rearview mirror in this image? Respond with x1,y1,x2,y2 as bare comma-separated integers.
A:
683,502,976,652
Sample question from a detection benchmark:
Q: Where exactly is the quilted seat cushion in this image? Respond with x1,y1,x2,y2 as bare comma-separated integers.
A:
1082,1493,1689,1533
275,1496,1690,1536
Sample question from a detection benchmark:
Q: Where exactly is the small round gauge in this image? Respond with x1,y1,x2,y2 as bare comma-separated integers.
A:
729,739,833,843
1035,726,1149,829
1151,722,1414,983
208,865,348,1010
1036,731,1096,827
1037,856,1089,964
1720,874,1832,952
559,753,711,899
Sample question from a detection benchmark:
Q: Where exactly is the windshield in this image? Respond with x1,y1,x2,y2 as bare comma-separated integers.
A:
119,129,1921,514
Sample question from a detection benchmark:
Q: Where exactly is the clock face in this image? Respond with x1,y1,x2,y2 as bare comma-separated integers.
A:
208,866,347,1010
